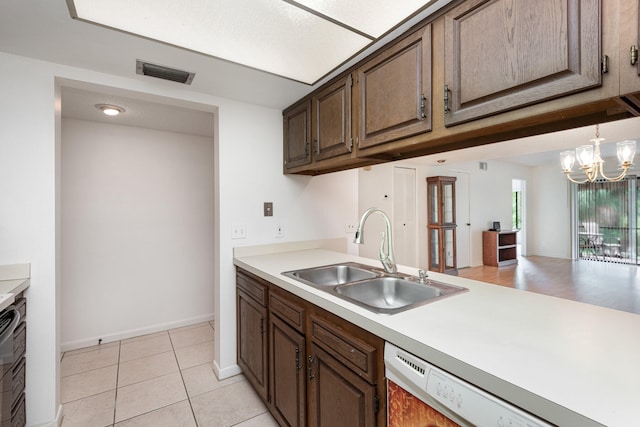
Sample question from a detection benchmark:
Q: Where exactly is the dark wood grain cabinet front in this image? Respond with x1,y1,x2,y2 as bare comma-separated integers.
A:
443,0,602,126
236,267,385,426
357,25,432,149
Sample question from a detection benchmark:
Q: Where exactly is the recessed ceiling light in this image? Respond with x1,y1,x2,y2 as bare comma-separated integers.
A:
95,104,125,116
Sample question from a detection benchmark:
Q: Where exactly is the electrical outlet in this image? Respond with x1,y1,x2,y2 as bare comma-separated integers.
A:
231,223,247,239
275,224,284,238
346,224,357,233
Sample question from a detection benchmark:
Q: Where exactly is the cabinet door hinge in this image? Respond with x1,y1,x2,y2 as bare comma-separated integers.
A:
601,55,609,74
348,138,353,152
420,94,427,119
348,74,353,87
295,347,301,374
314,139,320,154
304,140,309,158
374,395,380,413
444,85,451,114
631,46,638,66
260,317,264,336
307,356,316,381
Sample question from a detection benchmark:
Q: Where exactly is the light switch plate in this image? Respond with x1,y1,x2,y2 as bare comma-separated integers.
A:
264,202,273,217
231,223,247,239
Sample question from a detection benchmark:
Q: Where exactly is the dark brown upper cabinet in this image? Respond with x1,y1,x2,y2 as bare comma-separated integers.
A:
443,0,602,126
357,25,432,149
283,99,312,171
312,74,353,161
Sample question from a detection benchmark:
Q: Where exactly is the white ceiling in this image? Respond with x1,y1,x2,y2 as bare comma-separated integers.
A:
70,0,441,84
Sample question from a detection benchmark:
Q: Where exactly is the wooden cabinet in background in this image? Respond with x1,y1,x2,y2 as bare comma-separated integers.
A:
443,0,602,126
358,25,432,149
483,230,518,266
427,176,457,275
284,100,312,171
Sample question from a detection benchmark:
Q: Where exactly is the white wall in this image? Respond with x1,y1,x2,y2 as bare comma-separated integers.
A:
0,51,359,425
528,163,572,258
61,118,215,349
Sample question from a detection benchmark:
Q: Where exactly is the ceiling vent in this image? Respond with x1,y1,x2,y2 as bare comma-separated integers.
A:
136,60,195,85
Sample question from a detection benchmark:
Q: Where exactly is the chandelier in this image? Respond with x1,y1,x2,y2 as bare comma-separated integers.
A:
560,124,636,184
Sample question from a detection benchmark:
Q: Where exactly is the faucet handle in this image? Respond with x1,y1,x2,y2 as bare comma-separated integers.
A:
418,269,428,283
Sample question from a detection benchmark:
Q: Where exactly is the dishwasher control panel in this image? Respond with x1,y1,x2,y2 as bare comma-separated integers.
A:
426,364,551,427
384,342,552,427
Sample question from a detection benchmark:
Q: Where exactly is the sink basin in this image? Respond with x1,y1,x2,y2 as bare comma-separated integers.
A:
282,263,380,287
335,277,467,314
283,263,467,314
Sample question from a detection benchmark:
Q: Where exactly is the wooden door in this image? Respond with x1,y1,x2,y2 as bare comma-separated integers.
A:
358,25,432,149
313,74,353,161
237,289,268,401
308,343,377,427
269,315,306,427
444,0,602,126
284,100,312,170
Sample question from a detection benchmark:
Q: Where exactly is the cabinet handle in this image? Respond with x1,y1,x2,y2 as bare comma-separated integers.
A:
304,141,309,157
308,356,316,381
314,139,319,155
420,94,426,119
444,85,450,114
631,45,638,66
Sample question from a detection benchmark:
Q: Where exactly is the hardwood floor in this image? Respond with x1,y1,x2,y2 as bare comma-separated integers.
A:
457,256,640,315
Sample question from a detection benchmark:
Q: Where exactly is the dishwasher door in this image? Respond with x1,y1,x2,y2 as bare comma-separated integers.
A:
384,342,552,427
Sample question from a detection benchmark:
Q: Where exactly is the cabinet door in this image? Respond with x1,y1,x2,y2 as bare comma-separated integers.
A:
313,74,353,161
358,25,432,149
444,0,602,126
284,100,312,170
620,0,640,98
308,344,377,427
237,289,268,401
269,315,306,427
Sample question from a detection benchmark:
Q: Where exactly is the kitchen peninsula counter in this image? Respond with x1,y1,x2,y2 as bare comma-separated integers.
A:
234,240,639,427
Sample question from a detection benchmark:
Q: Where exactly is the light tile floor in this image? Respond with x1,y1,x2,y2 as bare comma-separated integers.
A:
60,321,278,427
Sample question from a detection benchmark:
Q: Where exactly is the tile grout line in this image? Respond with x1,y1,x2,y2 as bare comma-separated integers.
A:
112,339,121,426
168,328,201,427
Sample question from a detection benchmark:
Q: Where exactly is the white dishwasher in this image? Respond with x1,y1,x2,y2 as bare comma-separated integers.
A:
384,342,552,427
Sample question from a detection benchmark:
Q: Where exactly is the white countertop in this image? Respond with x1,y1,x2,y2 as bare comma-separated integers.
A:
0,263,30,311
234,244,640,427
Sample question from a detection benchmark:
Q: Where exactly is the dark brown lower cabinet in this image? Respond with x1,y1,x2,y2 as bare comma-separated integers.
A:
236,267,386,427
308,343,376,427
237,288,268,401
269,314,306,427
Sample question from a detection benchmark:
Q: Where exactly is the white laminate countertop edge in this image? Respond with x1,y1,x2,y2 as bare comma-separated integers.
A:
234,248,640,427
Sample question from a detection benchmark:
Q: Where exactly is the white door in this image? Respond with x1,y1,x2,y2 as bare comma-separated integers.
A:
451,171,471,268
393,167,418,267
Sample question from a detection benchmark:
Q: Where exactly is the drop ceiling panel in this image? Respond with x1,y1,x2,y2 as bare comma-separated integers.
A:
71,0,372,84
293,0,436,37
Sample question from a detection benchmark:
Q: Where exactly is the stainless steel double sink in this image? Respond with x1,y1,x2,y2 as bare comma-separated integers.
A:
282,262,468,315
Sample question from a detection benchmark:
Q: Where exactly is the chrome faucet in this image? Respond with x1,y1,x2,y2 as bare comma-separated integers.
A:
353,207,397,275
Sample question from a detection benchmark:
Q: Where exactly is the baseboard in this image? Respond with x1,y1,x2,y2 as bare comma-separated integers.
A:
213,359,242,380
61,313,215,352
30,404,63,427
